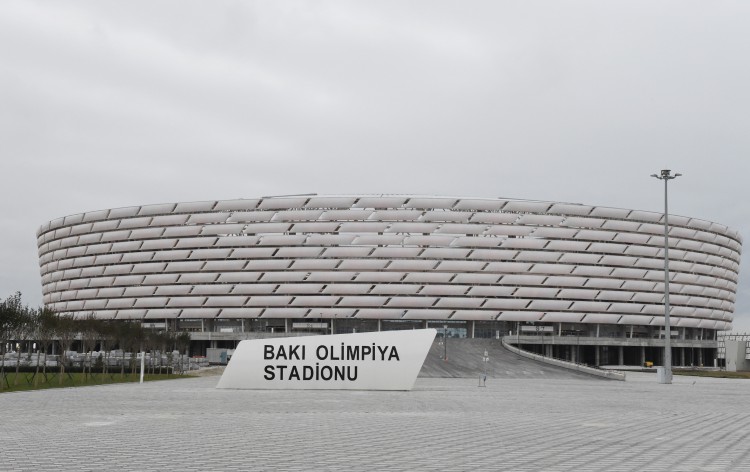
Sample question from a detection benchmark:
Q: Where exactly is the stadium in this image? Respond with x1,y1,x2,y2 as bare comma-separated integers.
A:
36,195,742,367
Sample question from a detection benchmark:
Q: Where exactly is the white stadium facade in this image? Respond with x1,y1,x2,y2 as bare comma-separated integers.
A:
37,195,742,367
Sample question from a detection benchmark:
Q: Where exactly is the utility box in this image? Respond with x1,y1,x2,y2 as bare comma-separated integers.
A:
725,340,749,372
207,348,227,365
207,348,235,365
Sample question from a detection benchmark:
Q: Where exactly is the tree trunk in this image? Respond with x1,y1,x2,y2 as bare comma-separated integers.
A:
42,341,48,378
1,342,6,390
59,348,66,386
83,341,89,381
34,345,41,388
15,342,22,386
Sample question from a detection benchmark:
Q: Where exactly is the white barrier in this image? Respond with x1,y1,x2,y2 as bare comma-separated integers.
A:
502,339,626,381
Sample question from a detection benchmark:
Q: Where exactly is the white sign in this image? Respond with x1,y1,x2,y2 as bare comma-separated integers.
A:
520,325,554,333
292,322,328,329
216,329,436,391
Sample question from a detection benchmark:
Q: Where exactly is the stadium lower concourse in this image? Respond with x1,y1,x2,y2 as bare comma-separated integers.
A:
37,195,742,367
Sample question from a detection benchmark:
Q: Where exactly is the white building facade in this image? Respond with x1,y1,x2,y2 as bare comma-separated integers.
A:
37,195,742,366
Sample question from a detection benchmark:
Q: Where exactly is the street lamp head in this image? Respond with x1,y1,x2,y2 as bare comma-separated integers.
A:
652,170,682,180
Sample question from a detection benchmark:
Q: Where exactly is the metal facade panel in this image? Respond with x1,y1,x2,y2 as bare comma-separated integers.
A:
370,284,420,295
354,196,408,209
231,284,277,295
217,308,264,318
469,213,519,224
514,214,564,226
352,234,406,246
386,297,437,308
272,210,324,221
402,309,452,320
420,210,471,223
305,196,357,209
338,259,390,270
542,312,585,323
405,197,458,209
514,287,559,298
453,199,506,211
37,196,742,334
498,311,544,321
451,310,500,321
368,209,423,221
227,211,274,223
258,197,309,210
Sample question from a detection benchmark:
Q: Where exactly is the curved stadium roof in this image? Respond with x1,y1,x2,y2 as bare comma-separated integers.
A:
37,195,741,331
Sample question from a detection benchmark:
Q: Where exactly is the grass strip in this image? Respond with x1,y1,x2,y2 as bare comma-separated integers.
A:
674,370,750,379
0,372,191,393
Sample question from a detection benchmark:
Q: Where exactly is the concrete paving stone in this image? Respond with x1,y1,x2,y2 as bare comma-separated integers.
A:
1,372,750,471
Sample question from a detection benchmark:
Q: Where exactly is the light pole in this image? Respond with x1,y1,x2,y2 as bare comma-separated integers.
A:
443,324,448,361
651,169,681,384
480,349,488,387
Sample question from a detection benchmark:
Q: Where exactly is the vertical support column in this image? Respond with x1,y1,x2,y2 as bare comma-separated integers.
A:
680,347,685,367
698,348,704,367
377,319,382,332
596,324,600,338
241,319,245,333
595,346,600,366
423,320,428,329
641,346,646,366
619,346,624,366
470,321,475,339
285,318,290,334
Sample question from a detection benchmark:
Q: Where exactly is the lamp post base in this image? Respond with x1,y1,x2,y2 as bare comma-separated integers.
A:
657,367,672,384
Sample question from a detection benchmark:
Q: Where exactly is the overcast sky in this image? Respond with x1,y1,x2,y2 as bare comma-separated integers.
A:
1,1,749,330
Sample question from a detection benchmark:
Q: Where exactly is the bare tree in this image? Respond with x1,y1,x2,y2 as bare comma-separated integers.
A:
79,314,99,380
36,307,57,384
12,303,32,386
55,314,76,386
175,332,191,374
97,319,114,376
0,292,23,390
127,323,144,376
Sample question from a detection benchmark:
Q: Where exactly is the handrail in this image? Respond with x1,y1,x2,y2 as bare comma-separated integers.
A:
501,338,626,381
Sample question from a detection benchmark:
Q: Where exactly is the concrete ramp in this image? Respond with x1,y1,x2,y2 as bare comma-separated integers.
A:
419,338,594,379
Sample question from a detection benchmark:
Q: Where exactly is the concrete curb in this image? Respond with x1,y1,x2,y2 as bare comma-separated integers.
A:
502,339,627,381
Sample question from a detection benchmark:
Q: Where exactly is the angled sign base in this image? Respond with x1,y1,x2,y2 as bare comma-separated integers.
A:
216,329,436,391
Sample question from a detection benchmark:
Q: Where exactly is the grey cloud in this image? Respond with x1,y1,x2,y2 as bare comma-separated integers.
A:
1,0,749,329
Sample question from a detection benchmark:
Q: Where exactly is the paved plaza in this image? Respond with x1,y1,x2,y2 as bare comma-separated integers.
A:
2,372,750,471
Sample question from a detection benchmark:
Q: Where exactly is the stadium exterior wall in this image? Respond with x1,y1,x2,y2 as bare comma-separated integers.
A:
36,195,742,366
